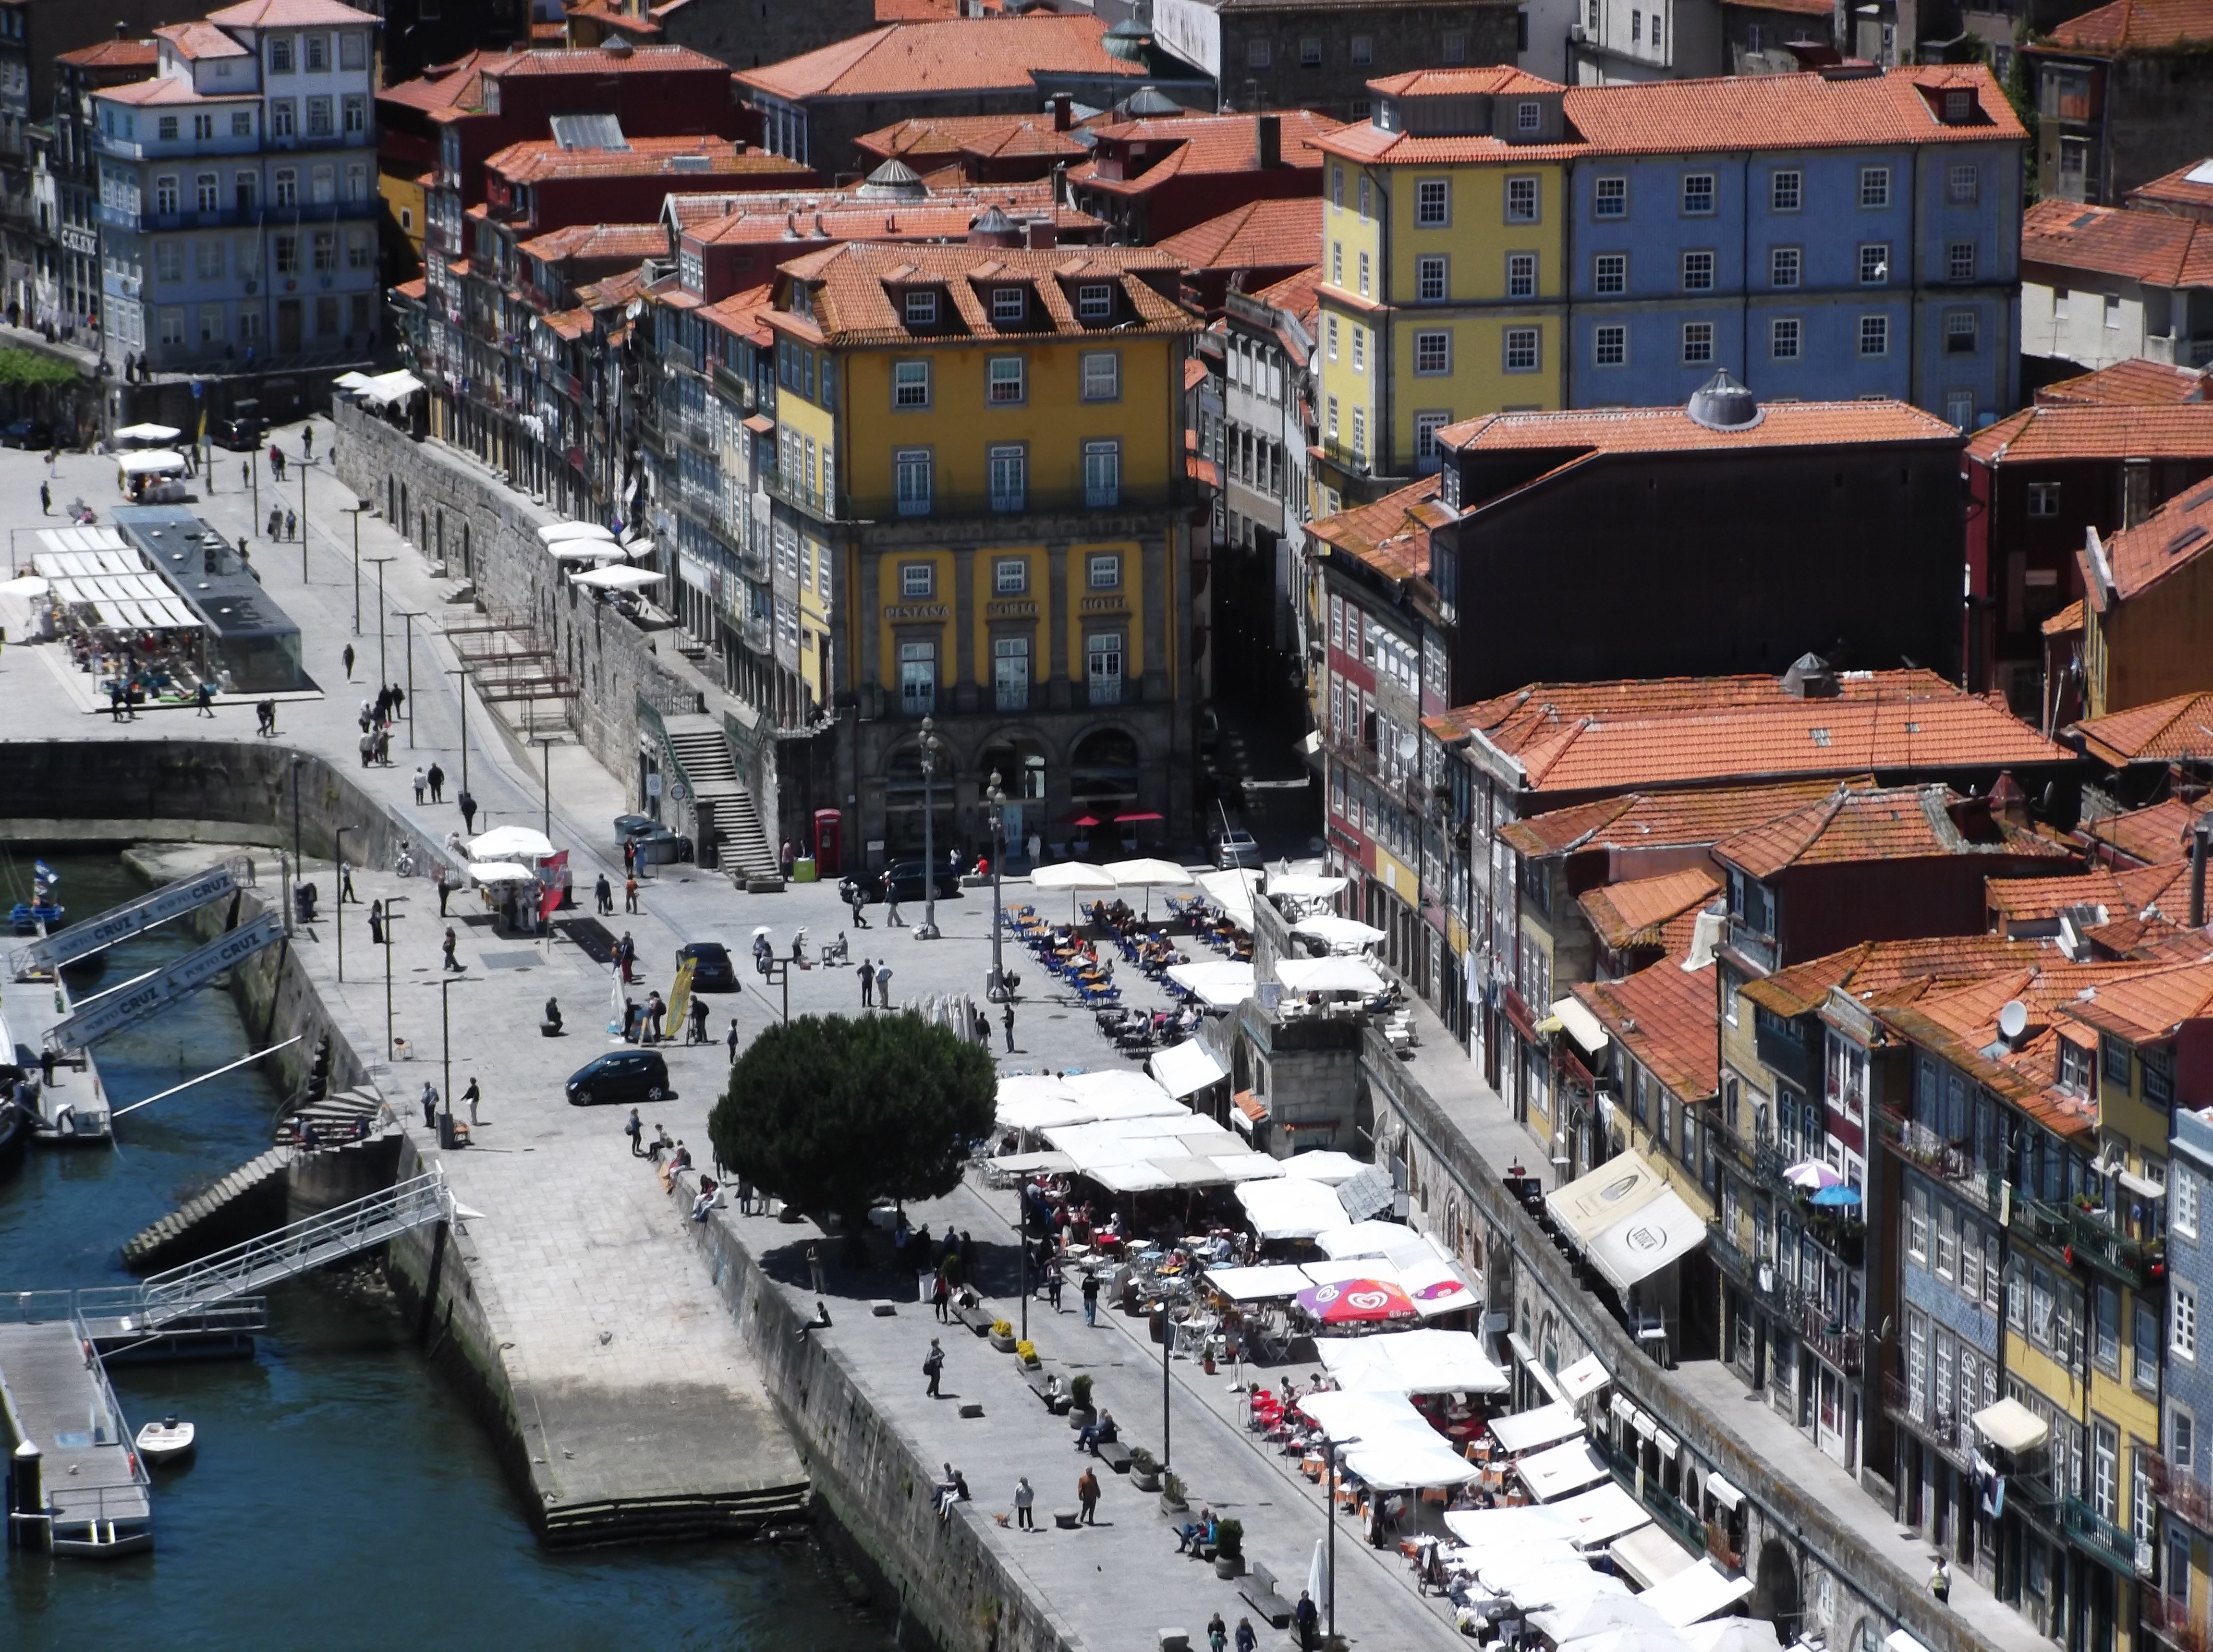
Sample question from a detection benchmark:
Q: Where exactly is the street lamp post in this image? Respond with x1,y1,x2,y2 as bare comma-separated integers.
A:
1162,1289,1173,1470
986,769,1006,1001
1325,1432,1361,1644
382,900,407,1059
531,737,556,838
396,610,427,749
346,503,369,636
299,441,310,585
444,667,472,798
918,716,944,940
365,555,395,688
334,825,353,982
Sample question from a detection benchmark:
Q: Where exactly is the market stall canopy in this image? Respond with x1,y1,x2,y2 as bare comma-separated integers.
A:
1165,959,1254,1008
1487,1402,1585,1456
1641,1558,1754,1627
1526,1591,1668,1646
0,574,49,599
1516,1439,1613,1502
1445,1480,1648,1550
539,520,617,543
1610,1523,1698,1589
1683,1618,1785,1652
1281,1150,1370,1187
1290,913,1387,951
1031,861,1117,890
1267,872,1348,900
1294,1389,1484,1489
1150,1038,1227,1098
1398,1257,1480,1317
1316,1220,1434,1269
1194,867,1260,930
1106,857,1193,889
469,825,556,860
356,368,426,406
1275,957,1386,996
1315,1326,1508,1395
467,862,537,883
1557,1352,1612,1403
116,449,188,476
548,539,628,561
1971,1396,2050,1453
1235,1176,1351,1239
1062,1069,1177,1110
1201,1263,1314,1301
988,1150,1075,1175
1547,995,1610,1058
35,526,131,557
112,422,181,444
571,563,664,591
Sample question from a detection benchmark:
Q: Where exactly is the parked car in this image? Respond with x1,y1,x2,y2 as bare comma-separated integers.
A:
882,858,964,902
210,413,266,452
676,941,736,993
2,419,53,450
1212,828,1260,870
565,1050,673,1107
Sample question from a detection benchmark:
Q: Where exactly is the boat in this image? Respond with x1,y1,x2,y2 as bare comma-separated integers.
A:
135,1416,195,1465
9,901,62,934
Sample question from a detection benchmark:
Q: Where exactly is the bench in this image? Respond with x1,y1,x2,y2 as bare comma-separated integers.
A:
1023,1370,1071,1412
1241,1564,1295,1630
953,1301,997,1338
1095,1439,1135,1474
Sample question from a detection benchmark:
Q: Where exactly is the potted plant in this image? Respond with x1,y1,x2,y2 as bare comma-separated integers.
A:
1068,1373,1095,1430
989,1318,1017,1353
1015,1338,1040,1369
1213,1518,1244,1579
1159,1470,1189,1517
1129,1446,1161,1493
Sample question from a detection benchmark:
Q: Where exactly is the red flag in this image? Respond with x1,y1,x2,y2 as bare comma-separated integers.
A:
538,850,569,920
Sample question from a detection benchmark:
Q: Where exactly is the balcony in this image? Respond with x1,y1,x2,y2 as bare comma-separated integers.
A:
1326,728,1425,808
1877,1107,2006,1217
1880,1373,1973,1471
2145,1589,2213,1652
1724,915,1778,975
742,615,771,655
2019,1198,2163,1291
2057,1495,2153,1577
2141,1447,2213,1535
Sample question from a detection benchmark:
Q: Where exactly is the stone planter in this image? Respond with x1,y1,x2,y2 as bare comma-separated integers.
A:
1132,1469,1161,1493
1068,1406,1096,1431
1214,1555,1243,1580
1159,1495,1189,1518
990,1333,1017,1353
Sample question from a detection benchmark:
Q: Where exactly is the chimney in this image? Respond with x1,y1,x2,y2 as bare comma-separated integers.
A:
1780,652,1839,699
2123,457,2152,528
1051,93,1073,133
2192,814,2212,929
1025,216,1054,249
115,19,130,38
1254,112,1280,170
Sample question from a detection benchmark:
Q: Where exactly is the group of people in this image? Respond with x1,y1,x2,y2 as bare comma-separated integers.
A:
409,762,449,805
264,504,299,541
355,686,405,768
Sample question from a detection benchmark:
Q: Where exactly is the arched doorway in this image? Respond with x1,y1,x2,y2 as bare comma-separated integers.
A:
1069,728,1139,856
1751,1538,1802,1639
978,735,1048,862
882,738,957,857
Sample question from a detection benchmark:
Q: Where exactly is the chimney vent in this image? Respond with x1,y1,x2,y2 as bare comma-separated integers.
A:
1254,112,1281,170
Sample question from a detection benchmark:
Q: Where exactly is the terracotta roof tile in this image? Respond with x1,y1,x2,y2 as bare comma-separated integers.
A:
1578,866,1723,951
1714,783,2072,877
2062,960,2213,1044
155,21,250,59
1968,401,2213,465
485,43,728,77
1499,777,1854,858
855,112,1089,164
736,17,1143,103
2129,156,2213,216
379,49,524,116
1366,66,1564,97
58,38,159,70
2073,692,2213,765
682,192,1091,247
535,306,594,340
1574,952,1720,1102
1069,110,1340,195
1252,263,1321,331
2035,358,2212,407
204,0,374,24
517,221,667,263
1743,934,2045,1019
2041,598,2086,636
1442,398,1958,459
100,77,256,107
2021,196,2213,288
2086,473,2213,604
1157,198,1319,273
2044,0,2213,53
1312,475,1444,580
2082,794,2213,865
1987,857,2192,922
485,135,807,185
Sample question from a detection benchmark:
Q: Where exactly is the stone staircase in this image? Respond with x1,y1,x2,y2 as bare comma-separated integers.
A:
276,1084,391,1147
122,1147,295,1271
661,713,778,882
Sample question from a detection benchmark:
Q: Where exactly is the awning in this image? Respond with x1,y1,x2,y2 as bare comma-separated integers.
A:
571,563,664,591
1399,1257,1480,1318
1234,1176,1350,1240
2118,1169,2164,1200
1507,1332,1572,1406
1488,1402,1585,1456
1193,868,1260,931
1165,959,1254,1008
1612,1523,1698,1589
1642,1558,1754,1628
1547,1480,1650,1547
1316,1220,1434,1268
1557,1352,1611,1403
1283,1150,1368,1186
1587,1185,1708,1291
990,1150,1075,1174
1654,1429,1678,1460
1150,1038,1227,1098
1971,1397,2050,1453
1315,1327,1508,1396
1276,956,1387,996
1550,996,1611,1057
1201,1263,1313,1301
357,368,426,406
1443,1480,1647,1550
1886,1633,1936,1652
1516,1439,1612,1502
117,449,188,476
1702,1473,1744,1513
1631,1408,1657,1440
1546,1152,1669,1244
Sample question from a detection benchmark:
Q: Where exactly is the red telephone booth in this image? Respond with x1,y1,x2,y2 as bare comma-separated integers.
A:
812,808,842,877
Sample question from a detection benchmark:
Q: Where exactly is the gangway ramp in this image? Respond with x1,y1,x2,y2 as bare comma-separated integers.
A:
9,856,255,979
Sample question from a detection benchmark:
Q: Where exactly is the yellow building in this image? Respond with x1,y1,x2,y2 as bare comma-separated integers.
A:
759,239,1204,860
1313,67,1570,505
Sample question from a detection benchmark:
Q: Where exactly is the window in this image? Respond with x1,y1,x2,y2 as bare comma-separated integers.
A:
1593,252,1626,295
1681,250,1714,292
158,306,184,344
273,168,297,207
1944,240,1978,283
2145,1047,2174,1105
195,173,219,213
343,95,365,136
1077,283,1112,321
893,359,930,409
1594,176,1627,219
1505,177,1537,223
1771,246,1801,289
900,641,936,716
2104,1037,2132,1092
1350,34,1373,62
1860,166,1891,209
1946,311,1979,354
1331,166,1342,209
1414,410,1451,465
1415,330,1451,374
1083,440,1120,508
988,444,1025,511
1771,169,1802,212
198,305,223,343
894,448,931,515
345,162,367,203
1908,1183,1931,1261
1948,163,1979,204
1682,173,1715,215
2137,1302,2161,1391
903,289,936,326
1300,36,1322,65
1357,250,1370,297
158,114,180,143
1631,9,1642,41
193,113,214,141
1682,321,1714,364
306,97,333,138
900,562,935,599
305,33,328,71
235,172,256,213
1946,390,1975,430
232,111,253,138
1350,407,1366,457
1859,243,1890,285
1085,630,1126,704
153,174,179,215
273,232,298,275
155,241,182,282
1416,179,1449,226
197,238,224,278
1517,100,1540,133
340,30,365,70
1352,326,1365,372
1326,316,1338,362
311,229,335,273
1594,323,1626,366
1330,242,1342,286
2175,1406,2197,1475
271,100,295,138
2177,1166,2199,1238
2094,1282,2122,1374
1504,328,1539,372
346,229,371,271
1507,252,1535,297
271,35,295,73
310,164,334,205
1858,314,1889,357
2175,1282,2198,1362
987,356,1024,405
2027,482,2061,517
1445,30,1468,61
1081,350,1119,401
991,286,1025,324
994,637,1030,713
1247,38,1271,68
1326,395,1338,441
1416,255,1447,301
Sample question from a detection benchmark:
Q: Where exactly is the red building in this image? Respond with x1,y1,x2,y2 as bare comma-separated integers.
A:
1070,110,1341,243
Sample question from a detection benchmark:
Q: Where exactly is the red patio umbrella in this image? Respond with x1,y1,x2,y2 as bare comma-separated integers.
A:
1293,1278,1418,1324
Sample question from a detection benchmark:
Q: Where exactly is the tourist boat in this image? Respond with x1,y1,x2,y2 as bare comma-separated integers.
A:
135,1416,195,1465
9,900,62,934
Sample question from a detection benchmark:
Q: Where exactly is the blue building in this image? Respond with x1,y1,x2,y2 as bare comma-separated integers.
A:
2161,1105,2213,1640
93,0,381,375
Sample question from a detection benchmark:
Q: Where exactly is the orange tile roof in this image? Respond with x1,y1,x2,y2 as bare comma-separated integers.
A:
2083,795,2213,864
205,0,373,23
1157,198,1320,273
1367,66,1564,97
1744,933,2046,1018
535,306,595,340
2085,473,2213,603
1458,670,2072,797
486,136,806,185
699,282,777,345
1069,110,1340,195
683,195,1092,248
1969,402,2213,464
1578,866,1723,951
2035,358,2212,407
1987,857,2191,922
1320,65,2022,167
2042,598,2086,636
1311,475,1450,581
2062,960,2213,1044
58,37,159,70
575,264,655,310
736,16,1144,103
669,177,1065,231
2021,196,2213,288
517,221,667,263
855,112,1089,165
1713,782,2069,878
379,49,524,116
2129,157,2213,215
2073,692,2213,765
769,241,1199,348
155,20,250,59
1253,263,1322,332
1499,777,1856,858
2044,0,2213,53
1574,952,1719,1102
1441,398,1958,460
394,275,429,299
485,43,728,76
100,77,256,107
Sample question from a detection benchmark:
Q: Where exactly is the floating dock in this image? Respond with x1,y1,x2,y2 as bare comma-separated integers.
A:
0,1306,151,1556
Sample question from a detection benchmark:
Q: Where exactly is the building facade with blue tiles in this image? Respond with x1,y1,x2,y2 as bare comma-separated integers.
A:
1313,62,2023,504
2156,1105,2213,1647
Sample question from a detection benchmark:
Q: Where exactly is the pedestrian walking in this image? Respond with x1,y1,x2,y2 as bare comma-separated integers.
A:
1001,1001,1016,1053
268,505,282,539
339,863,358,903
195,680,217,717
442,926,462,972
617,932,636,984
1081,1269,1100,1325
595,873,612,915
426,762,444,802
38,479,48,514
621,838,636,877
1046,1256,1064,1312
849,882,869,928
458,790,477,831
358,729,375,768
390,682,405,719
284,508,296,542
884,874,904,928
1076,1467,1100,1525
342,644,355,680
727,1018,740,1066
420,1082,438,1129
924,1337,945,1398
1234,1619,1257,1652
1293,1593,1318,1652
1930,1555,1952,1604
367,899,384,946
302,424,314,460
256,699,277,737
412,765,428,804
808,1243,825,1294
435,865,450,916
624,874,639,913
875,959,893,1008
241,458,250,491
859,959,874,1008
1207,1613,1228,1652
107,680,126,721
624,1108,643,1155
1014,1475,1035,1531
374,726,390,766
932,1270,950,1323
269,442,284,481
462,1076,480,1125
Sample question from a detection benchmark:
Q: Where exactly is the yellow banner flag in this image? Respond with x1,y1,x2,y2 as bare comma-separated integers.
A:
666,954,696,1041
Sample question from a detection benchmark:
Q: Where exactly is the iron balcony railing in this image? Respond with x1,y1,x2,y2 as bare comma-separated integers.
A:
2020,1198,2163,1290
2141,1446,2213,1534
2058,1495,2154,1576
1880,1373,1974,1471
1878,1107,2007,1217
1724,915,1778,974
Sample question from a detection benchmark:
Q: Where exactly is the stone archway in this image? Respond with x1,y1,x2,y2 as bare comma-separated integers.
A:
1751,1537,1802,1637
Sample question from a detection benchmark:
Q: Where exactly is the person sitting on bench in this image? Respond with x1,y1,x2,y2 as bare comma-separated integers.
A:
1177,1507,1216,1554
1074,1409,1119,1455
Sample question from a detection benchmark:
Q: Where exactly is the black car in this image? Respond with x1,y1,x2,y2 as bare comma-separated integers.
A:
210,414,266,452
849,860,963,904
565,1050,674,1107
1,419,53,450
676,941,736,993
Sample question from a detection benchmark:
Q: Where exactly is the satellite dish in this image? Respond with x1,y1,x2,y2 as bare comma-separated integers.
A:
1997,1000,2029,1043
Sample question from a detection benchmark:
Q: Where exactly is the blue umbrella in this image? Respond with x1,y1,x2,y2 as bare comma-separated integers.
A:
1809,1184,1862,1208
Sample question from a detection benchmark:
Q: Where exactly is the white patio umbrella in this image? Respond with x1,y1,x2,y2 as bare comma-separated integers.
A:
1291,913,1387,952
0,574,50,599
469,825,556,860
1106,856,1192,921
1031,859,1116,922
113,422,181,444
539,520,616,543
468,861,536,884
548,539,626,561
571,563,664,591
1276,957,1387,996
1783,1160,1844,1191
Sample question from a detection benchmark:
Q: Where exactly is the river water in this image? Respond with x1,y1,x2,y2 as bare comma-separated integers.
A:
0,852,894,1650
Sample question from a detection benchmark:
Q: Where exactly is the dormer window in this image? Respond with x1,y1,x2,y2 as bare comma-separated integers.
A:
991,286,1025,324
904,289,937,326
1517,101,1540,133
1945,88,1972,121
1078,283,1113,321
